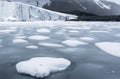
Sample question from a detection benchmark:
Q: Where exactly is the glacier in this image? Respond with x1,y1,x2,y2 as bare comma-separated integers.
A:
3,0,51,7
0,1,77,21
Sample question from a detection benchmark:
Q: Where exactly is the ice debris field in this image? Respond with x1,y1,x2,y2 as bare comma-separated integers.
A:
0,21,120,79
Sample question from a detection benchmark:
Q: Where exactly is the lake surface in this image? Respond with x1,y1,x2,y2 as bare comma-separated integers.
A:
0,21,120,79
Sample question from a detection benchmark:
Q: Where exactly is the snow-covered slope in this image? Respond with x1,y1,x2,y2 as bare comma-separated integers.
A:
0,1,77,21
94,0,110,9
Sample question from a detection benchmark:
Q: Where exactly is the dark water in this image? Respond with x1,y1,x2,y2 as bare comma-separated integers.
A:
0,22,120,79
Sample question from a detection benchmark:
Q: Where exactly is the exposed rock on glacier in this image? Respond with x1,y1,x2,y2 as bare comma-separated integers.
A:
16,57,71,78
0,1,77,21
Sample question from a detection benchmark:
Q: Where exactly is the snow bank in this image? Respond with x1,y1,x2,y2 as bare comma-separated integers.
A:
16,57,71,78
28,35,50,40
95,42,120,57
62,40,88,47
0,1,77,21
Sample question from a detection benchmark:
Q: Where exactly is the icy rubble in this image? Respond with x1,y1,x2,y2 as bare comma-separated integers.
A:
0,1,77,21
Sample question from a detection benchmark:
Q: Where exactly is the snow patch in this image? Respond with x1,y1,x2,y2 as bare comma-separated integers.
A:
16,57,71,78
106,0,120,5
94,0,111,9
62,40,88,47
95,42,120,57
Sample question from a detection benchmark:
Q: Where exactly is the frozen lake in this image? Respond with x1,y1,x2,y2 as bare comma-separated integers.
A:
0,21,120,79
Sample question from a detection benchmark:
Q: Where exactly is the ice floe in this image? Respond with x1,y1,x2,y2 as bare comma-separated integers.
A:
95,42,120,57
28,35,50,41
13,39,28,43
14,36,27,39
37,29,50,33
62,40,88,47
39,43,64,47
0,30,16,33
80,37,95,41
25,45,38,49
0,39,2,43
115,34,120,37
90,30,109,33
68,30,79,33
16,57,71,78
0,45,2,47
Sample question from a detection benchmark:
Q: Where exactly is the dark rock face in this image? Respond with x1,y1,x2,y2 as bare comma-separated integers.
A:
43,0,120,16
4,0,120,16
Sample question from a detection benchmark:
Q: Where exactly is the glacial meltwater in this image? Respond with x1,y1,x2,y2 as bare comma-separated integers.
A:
0,21,120,79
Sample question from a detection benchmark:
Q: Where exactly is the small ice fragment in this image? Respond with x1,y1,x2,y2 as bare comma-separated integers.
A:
80,37,95,41
37,29,50,33
26,45,38,49
13,39,28,43
39,43,64,47
62,39,88,47
28,35,50,40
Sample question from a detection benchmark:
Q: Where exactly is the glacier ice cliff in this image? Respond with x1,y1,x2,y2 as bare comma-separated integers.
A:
0,1,77,21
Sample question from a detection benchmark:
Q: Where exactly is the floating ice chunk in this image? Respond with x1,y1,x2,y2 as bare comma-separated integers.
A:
115,34,120,37
64,27,81,30
0,45,2,47
80,37,95,41
14,36,27,39
64,26,90,30
90,30,109,33
13,39,28,43
28,35,50,40
39,43,64,47
0,30,16,33
26,45,38,49
95,42,120,57
62,40,88,47
37,29,50,33
69,30,79,33
16,57,71,78
0,39,2,43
